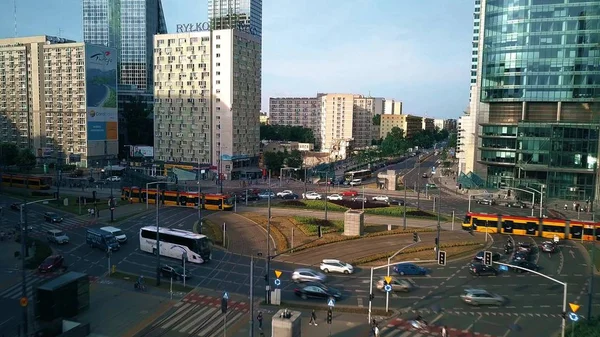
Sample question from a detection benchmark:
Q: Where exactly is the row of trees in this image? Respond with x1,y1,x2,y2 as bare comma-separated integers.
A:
263,149,303,173
260,125,316,144
0,143,37,171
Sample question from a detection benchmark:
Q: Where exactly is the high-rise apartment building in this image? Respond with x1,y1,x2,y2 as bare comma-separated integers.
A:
421,117,435,132
352,96,384,148
83,0,167,145
153,29,261,179
380,114,404,139
471,0,600,200
0,36,118,166
209,0,262,37
383,99,402,115
269,96,322,140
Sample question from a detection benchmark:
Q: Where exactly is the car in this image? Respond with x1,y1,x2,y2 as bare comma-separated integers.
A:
257,191,275,199
372,195,389,202
469,263,498,276
422,173,428,178
46,229,69,245
510,260,539,273
10,203,20,211
294,282,342,300
44,212,63,223
425,183,437,189
517,242,534,253
349,179,362,186
541,241,557,253
375,277,414,292
302,192,322,200
327,194,343,201
38,255,65,273
160,265,191,280
460,289,504,306
319,259,353,274
393,263,427,276
388,198,405,206
352,196,367,202
505,201,527,208
276,190,294,198
341,190,358,197
106,176,121,182
512,251,530,262
477,198,494,205
281,193,299,200
292,268,327,283
473,251,502,262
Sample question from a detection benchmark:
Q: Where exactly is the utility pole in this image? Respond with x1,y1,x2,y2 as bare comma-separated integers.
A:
416,157,421,210
265,171,271,304
109,159,114,222
589,220,596,320
403,178,407,230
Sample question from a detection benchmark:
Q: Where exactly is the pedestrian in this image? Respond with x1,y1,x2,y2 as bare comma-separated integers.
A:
257,311,263,330
309,309,317,326
373,324,380,337
441,325,448,337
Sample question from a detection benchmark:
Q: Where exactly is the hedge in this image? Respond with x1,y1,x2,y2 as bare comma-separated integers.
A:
350,241,483,265
291,216,343,236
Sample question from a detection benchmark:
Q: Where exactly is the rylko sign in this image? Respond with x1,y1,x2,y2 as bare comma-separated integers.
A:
176,21,259,36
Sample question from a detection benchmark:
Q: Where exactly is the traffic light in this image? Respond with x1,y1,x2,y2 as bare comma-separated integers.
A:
437,250,447,266
483,251,493,266
434,238,439,245
561,311,566,320
327,308,333,324
369,293,374,301
221,297,228,314
413,232,418,242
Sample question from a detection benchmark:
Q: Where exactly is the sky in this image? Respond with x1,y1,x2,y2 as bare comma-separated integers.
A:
0,0,475,119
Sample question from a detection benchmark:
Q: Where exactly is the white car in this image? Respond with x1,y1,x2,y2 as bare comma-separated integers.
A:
327,194,343,201
319,259,354,274
372,195,389,202
107,176,121,182
277,190,294,198
349,179,362,186
292,268,327,283
302,192,322,200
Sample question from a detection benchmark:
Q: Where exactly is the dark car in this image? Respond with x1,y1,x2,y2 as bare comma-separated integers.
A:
469,263,498,276
474,251,502,262
517,243,534,253
541,241,557,253
477,198,494,205
281,193,299,200
506,201,527,208
393,263,427,276
510,260,539,273
513,251,530,262
388,198,405,206
38,255,65,273
422,173,428,178
44,212,63,223
294,282,342,300
10,203,20,211
160,265,190,280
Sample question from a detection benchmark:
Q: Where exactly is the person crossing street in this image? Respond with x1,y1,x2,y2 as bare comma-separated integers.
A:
257,311,263,330
309,309,317,326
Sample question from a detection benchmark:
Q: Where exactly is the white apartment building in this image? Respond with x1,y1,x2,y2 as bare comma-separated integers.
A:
269,95,322,144
153,29,261,179
0,36,118,167
353,96,384,148
383,99,402,115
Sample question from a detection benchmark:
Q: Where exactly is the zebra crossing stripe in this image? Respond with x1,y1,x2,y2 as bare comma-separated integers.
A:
178,307,218,333
0,272,49,299
160,304,195,329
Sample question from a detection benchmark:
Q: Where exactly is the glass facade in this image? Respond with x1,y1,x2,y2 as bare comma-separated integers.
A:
208,0,262,37
481,0,600,102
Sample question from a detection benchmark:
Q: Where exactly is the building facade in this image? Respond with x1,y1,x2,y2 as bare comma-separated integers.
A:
352,96,384,148
259,112,269,125
380,114,404,139
434,119,445,131
383,99,402,115
153,29,261,179
421,117,435,132
475,0,600,200
444,118,457,131
83,0,167,147
269,96,322,141
0,36,118,167
208,0,262,37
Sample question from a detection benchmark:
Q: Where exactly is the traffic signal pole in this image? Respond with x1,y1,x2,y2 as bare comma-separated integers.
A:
385,239,421,312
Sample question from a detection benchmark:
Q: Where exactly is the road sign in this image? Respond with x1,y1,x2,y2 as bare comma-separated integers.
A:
384,284,392,292
384,276,392,284
223,291,229,300
19,297,28,307
274,270,282,278
327,298,335,307
274,279,281,286
569,303,580,313
569,312,579,322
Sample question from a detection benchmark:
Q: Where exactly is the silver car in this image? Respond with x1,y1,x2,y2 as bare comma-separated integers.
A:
460,289,504,306
291,268,326,283
375,278,414,292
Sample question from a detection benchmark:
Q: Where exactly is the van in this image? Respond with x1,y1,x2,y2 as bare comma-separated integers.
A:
86,228,120,251
100,226,127,244
349,179,362,186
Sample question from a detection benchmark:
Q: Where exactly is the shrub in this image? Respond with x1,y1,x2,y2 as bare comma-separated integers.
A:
25,239,53,269
279,200,307,207
329,200,389,209
350,241,482,265
292,216,343,236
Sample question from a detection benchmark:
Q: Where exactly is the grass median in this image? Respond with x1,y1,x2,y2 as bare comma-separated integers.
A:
583,243,600,272
193,219,227,248
352,241,484,266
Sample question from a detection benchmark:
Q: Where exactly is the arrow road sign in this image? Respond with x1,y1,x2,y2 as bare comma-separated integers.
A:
569,312,579,322
223,291,229,300
569,303,580,313
384,276,392,284
327,298,335,307
274,270,282,278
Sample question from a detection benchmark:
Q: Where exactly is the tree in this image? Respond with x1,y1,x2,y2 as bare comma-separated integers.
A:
17,149,36,171
380,127,407,156
0,143,19,166
260,125,315,144
448,132,457,148
284,150,303,168
263,151,286,172
122,97,153,146
372,114,381,126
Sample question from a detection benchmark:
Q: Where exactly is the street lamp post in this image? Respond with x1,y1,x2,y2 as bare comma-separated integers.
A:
108,160,114,222
507,187,536,217
197,158,203,233
145,181,176,286
324,172,328,221
385,241,420,312
403,178,407,230
526,185,545,218
265,171,272,304
249,252,263,337
416,158,421,209
436,184,442,254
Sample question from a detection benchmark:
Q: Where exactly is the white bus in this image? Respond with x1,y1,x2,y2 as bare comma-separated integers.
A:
139,226,212,264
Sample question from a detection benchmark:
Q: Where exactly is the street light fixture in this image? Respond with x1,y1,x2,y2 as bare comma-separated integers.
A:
506,187,536,217
526,185,545,218
146,181,177,286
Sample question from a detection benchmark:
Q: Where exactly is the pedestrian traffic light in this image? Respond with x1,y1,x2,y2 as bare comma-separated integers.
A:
327,308,332,324
413,232,418,242
437,250,447,266
369,293,374,301
483,251,493,266
221,297,228,314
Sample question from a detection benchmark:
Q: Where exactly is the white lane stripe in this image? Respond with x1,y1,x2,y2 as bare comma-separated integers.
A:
160,304,195,329
178,307,218,333
153,302,193,327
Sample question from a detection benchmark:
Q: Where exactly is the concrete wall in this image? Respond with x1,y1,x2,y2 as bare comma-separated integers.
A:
271,309,301,337
344,210,364,236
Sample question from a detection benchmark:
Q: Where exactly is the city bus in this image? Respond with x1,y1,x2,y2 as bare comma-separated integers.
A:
139,226,212,263
344,169,372,182
462,212,600,241
1,174,52,190
121,187,234,211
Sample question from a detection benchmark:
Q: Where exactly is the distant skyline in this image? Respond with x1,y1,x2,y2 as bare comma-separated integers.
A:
0,0,474,119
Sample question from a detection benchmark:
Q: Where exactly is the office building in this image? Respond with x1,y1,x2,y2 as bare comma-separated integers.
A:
83,0,167,145
352,96,384,148
153,29,261,179
434,119,444,131
472,0,600,200
0,36,118,167
209,0,262,37
383,99,402,115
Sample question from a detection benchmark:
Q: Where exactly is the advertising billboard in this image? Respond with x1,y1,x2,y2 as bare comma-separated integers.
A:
85,45,118,143
130,146,154,158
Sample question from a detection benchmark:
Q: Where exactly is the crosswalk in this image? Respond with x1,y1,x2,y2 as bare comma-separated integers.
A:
1,212,97,238
0,271,58,300
379,318,501,337
140,293,249,337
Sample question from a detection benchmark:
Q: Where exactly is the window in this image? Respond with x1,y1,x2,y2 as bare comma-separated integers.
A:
216,53,221,57
216,44,220,48
216,80,220,84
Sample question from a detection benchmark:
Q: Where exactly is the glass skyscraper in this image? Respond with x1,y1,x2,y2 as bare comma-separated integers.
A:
476,0,600,201
208,0,262,37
